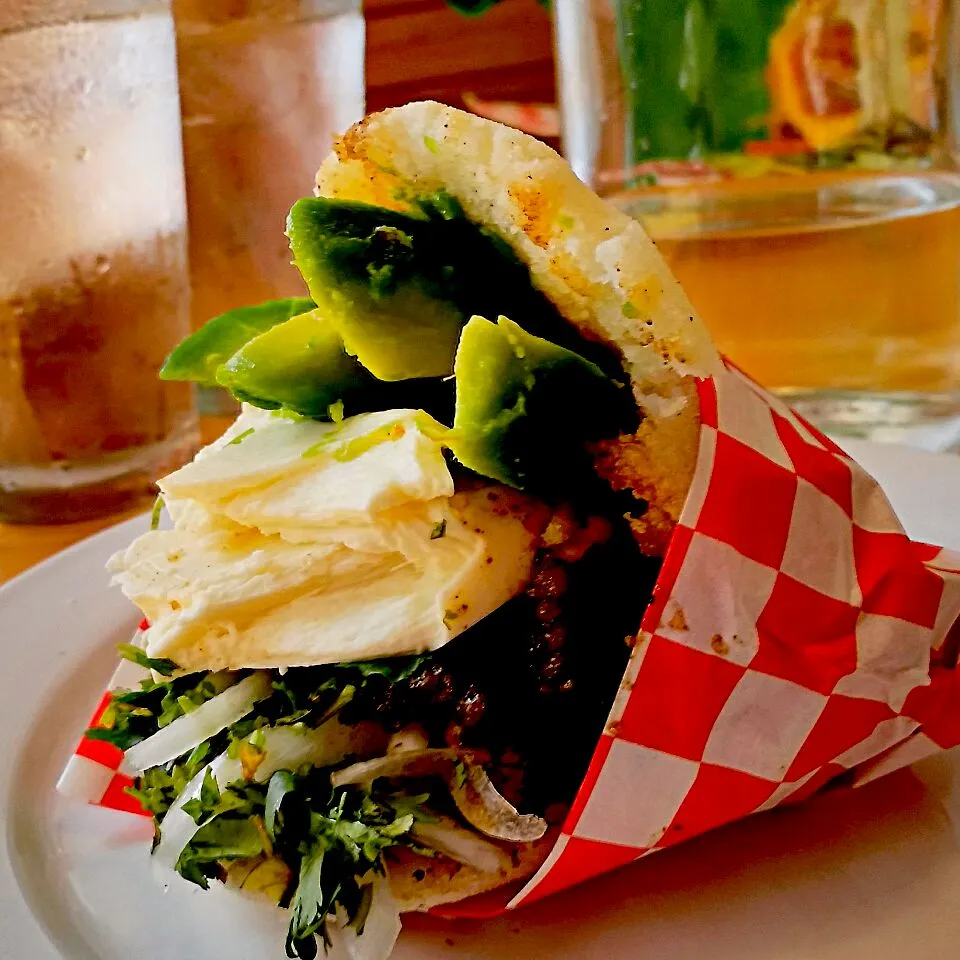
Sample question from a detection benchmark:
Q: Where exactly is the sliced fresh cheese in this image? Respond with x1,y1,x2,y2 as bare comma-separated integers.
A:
109,528,399,664
109,409,542,673
221,421,454,536
159,407,445,505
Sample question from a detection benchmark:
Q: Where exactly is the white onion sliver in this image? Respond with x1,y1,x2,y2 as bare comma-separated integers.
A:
153,720,387,872
330,748,458,788
449,762,547,842
411,815,510,874
338,879,402,960
153,751,241,873
124,671,272,773
257,720,388,779
249,724,367,783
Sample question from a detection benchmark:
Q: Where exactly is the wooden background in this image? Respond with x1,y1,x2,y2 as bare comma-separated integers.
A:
365,0,555,114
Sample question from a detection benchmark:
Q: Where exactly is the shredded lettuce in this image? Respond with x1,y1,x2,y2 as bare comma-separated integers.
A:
341,656,426,684
177,815,270,889
116,642,176,676
91,653,425,758
265,770,297,841
121,655,448,957
166,758,432,958
125,741,212,820
86,669,236,752
280,785,425,958
288,845,328,957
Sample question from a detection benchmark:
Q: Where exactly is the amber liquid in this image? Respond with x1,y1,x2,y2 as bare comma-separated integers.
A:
626,172,960,396
0,235,197,523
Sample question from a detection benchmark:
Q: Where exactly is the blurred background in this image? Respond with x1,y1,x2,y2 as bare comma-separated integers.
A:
0,0,958,544
365,0,554,117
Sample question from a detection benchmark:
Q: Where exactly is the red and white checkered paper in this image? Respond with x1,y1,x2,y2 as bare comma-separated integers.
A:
58,361,960,918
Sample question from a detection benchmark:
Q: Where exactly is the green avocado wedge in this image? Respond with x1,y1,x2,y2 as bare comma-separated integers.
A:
287,198,464,380
160,297,316,386
286,194,622,384
215,309,375,418
451,316,632,490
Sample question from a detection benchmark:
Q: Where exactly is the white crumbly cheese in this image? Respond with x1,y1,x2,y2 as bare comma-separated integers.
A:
108,408,538,673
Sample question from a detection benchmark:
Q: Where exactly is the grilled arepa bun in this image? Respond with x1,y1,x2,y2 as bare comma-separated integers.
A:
309,102,721,908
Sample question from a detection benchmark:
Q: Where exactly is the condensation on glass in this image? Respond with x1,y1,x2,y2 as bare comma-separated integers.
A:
0,0,198,522
174,0,364,335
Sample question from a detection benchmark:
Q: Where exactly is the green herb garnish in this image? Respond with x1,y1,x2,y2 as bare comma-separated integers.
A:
226,427,256,446
116,642,177,676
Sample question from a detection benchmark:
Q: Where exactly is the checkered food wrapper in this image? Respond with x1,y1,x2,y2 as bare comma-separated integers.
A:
58,361,960,916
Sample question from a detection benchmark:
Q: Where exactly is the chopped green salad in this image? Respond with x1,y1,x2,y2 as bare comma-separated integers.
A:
92,647,443,957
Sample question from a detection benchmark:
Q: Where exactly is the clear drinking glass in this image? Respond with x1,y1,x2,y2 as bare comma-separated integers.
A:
554,0,960,446
0,0,198,523
174,0,365,412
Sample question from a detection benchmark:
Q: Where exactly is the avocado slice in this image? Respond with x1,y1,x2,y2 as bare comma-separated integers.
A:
287,198,464,380
452,316,630,490
215,309,374,418
287,195,621,383
160,297,316,386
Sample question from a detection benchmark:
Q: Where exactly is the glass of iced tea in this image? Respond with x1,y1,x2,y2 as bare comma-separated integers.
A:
554,0,960,445
0,0,198,523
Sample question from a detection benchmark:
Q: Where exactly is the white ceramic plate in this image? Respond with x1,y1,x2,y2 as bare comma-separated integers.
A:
2,442,960,960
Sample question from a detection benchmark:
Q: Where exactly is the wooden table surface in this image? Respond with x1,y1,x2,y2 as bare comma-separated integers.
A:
0,417,233,588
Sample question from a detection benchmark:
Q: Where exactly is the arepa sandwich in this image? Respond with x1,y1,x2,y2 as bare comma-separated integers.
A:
90,102,721,960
